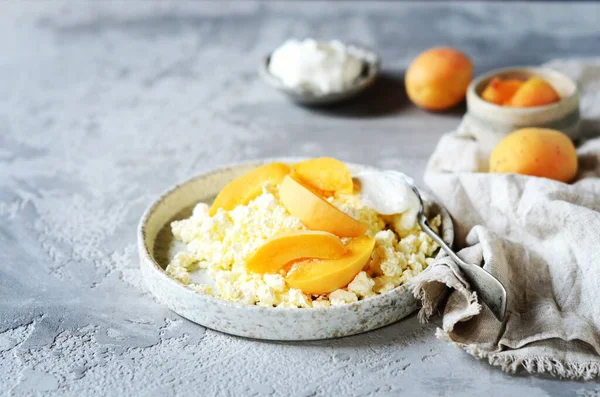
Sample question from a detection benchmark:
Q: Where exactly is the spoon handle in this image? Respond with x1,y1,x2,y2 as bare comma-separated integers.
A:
417,214,507,321
418,214,469,268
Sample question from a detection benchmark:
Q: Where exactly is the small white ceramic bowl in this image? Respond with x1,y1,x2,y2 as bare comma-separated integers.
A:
138,159,453,340
259,42,381,106
461,67,580,150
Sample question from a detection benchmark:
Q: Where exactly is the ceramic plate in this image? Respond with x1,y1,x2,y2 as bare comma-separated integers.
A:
138,160,454,340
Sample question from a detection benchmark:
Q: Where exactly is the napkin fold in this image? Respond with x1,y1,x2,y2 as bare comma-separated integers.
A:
411,59,600,379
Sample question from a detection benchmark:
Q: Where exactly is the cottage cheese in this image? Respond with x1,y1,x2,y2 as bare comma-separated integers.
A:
166,182,441,308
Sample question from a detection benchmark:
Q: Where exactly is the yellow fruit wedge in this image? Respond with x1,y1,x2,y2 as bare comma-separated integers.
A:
481,77,523,105
210,162,290,216
279,176,367,237
285,236,375,294
246,231,346,274
292,157,353,195
507,77,560,107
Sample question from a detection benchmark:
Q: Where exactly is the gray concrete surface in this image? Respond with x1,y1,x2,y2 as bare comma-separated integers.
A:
2,2,600,396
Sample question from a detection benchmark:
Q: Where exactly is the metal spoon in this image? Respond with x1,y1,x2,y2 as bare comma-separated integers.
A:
356,171,507,321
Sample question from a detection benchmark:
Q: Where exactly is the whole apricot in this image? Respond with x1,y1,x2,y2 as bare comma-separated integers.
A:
490,128,578,183
481,77,523,105
405,47,473,110
507,77,560,107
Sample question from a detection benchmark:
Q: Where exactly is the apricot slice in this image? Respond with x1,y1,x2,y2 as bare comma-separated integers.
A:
246,231,346,274
507,77,560,108
481,77,523,105
292,157,353,195
285,236,375,294
210,162,290,215
279,176,367,237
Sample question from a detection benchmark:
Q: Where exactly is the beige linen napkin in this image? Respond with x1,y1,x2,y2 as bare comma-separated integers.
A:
411,59,600,379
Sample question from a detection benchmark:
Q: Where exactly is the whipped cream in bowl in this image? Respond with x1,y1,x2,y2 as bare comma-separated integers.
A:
260,38,381,105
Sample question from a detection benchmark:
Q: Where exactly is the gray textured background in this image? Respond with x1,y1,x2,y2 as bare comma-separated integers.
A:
2,2,600,396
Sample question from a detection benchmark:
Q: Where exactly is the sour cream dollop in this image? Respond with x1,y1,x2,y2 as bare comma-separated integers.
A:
355,170,420,231
268,38,364,94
